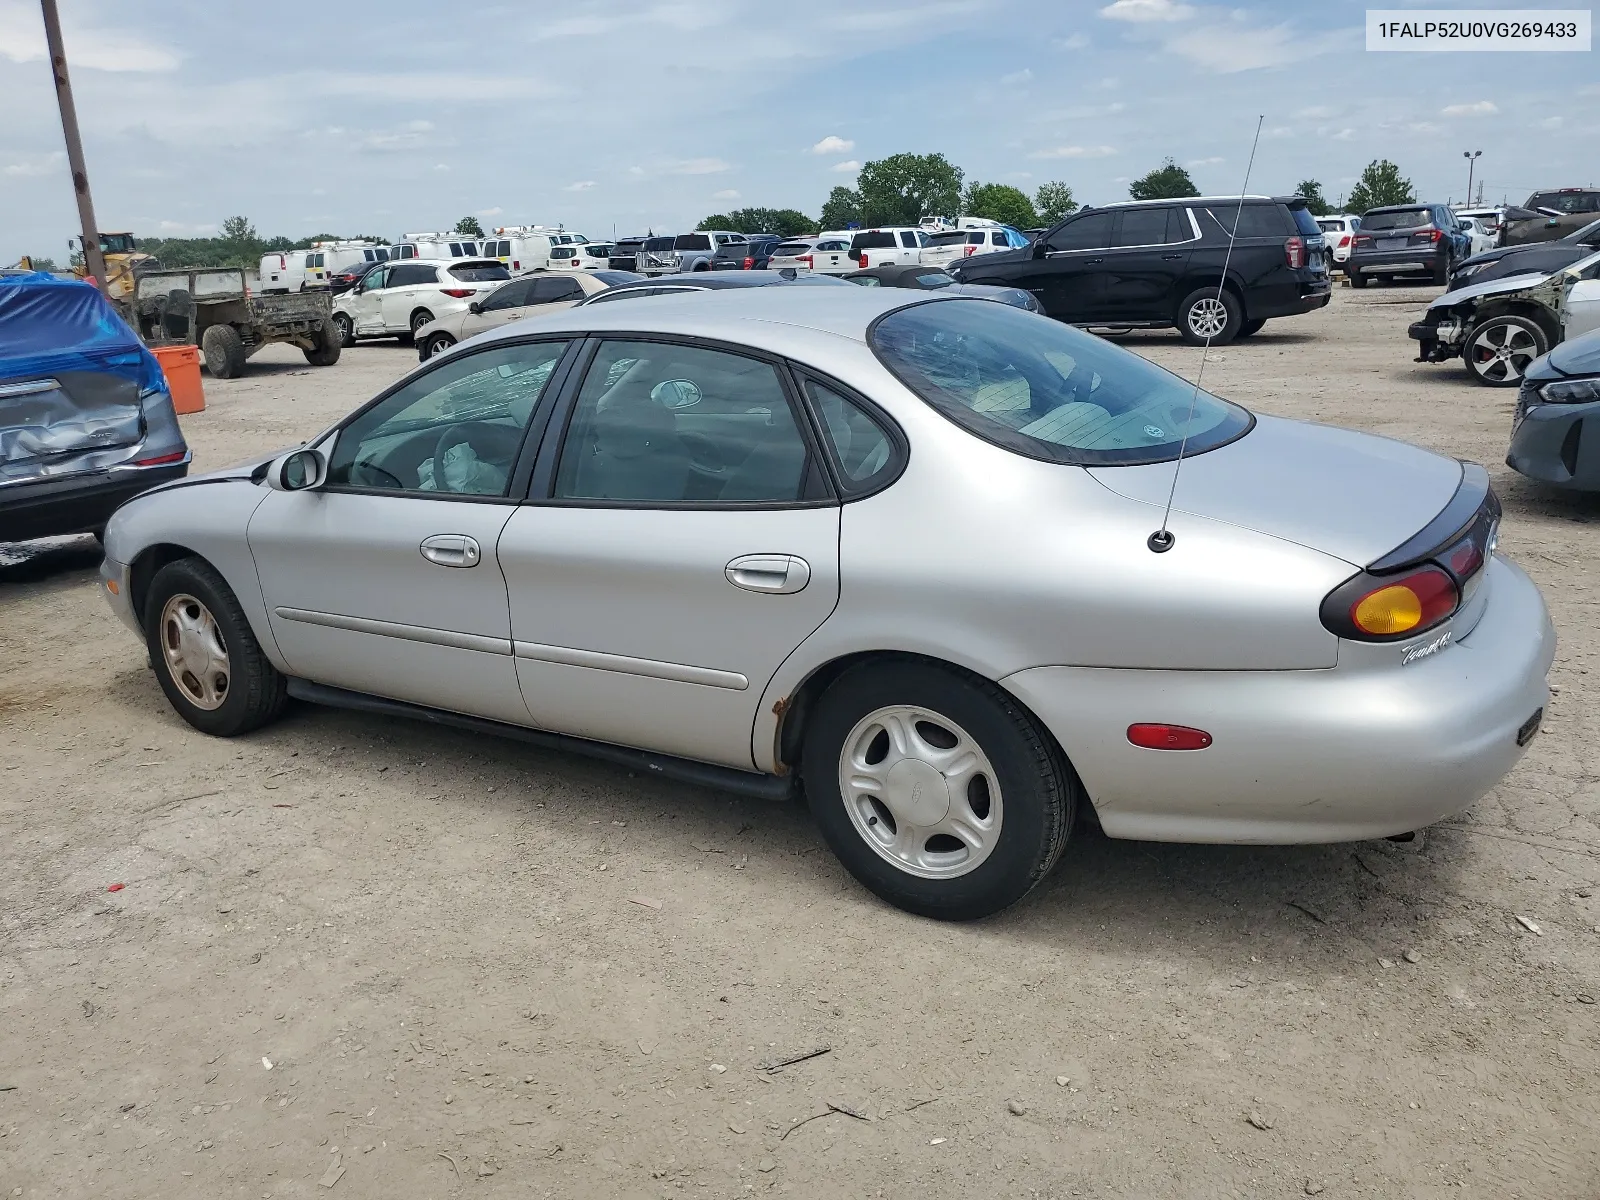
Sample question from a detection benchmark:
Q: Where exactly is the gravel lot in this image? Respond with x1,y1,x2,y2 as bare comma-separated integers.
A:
3,285,1598,1199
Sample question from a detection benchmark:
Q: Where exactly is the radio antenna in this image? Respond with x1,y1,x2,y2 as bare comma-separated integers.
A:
1147,114,1265,554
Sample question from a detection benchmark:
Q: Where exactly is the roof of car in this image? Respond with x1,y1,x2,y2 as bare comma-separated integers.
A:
1363,203,1436,213
843,264,954,285
1085,195,1279,209
601,272,851,291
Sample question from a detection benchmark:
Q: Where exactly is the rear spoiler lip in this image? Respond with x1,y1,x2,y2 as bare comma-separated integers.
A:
1367,461,1495,573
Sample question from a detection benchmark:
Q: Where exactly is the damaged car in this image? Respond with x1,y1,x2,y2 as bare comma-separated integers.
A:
1507,326,1600,492
1408,249,1600,386
1,271,189,543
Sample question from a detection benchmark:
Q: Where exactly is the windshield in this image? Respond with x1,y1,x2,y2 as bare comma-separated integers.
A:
674,234,712,251
99,234,138,254
1362,209,1431,231
870,299,1252,466
910,271,956,289
1529,191,1600,215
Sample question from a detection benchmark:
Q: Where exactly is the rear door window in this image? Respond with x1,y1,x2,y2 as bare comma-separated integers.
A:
1113,208,1177,247
799,376,899,494
530,276,585,303
391,264,438,287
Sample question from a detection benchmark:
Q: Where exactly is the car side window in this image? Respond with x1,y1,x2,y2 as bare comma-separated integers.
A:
899,231,918,248
553,340,815,504
800,377,898,495
326,341,569,496
481,280,531,311
1046,212,1113,253
530,276,585,304
1113,208,1173,248
361,266,390,291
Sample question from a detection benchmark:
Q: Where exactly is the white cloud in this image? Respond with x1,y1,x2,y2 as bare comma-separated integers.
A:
1186,156,1224,166
1055,33,1090,49
1442,100,1498,116
669,158,731,175
1540,116,1564,130
1407,121,1443,135
562,180,597,191
1167,23,1317,72
476,206,503,217
3,151,65,178
1000,68,1033,85
1294,105,1337,119
432,163,450,171
831,159,861,172
1332,128,1356,141
0,5,180,71
1030,145,1118,159
810,135,854,155
825,1,986,33
1099,0,1194,22
712,189,741,200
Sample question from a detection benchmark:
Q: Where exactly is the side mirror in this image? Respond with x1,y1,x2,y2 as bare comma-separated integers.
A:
266,447,327,492
468,301,482,314
1032,240,1047,259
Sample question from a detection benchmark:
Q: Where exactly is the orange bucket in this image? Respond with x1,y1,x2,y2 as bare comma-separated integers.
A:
150,344,205,415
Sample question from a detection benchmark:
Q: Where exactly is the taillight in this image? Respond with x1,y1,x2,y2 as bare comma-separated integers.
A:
1353,234,1373,247
1410,228,1444,244
1338,235,1351,248
1284,236,1306,268
743,256,754,269
1322,565,1459,641
513,260,520,269
798,254,812,268
1127,724,1213,751
859,253,869,267
440,288,476,298
133,450,186,466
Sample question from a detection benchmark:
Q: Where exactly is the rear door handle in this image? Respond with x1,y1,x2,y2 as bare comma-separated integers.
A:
725,554,811,595
419,534,481,568
1161,253,1183,260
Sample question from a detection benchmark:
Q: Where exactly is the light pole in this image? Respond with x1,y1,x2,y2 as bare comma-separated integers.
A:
40,0,106,289
1463,150,1482,207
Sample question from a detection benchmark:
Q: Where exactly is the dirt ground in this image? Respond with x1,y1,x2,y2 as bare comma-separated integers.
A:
3,286,1598,1200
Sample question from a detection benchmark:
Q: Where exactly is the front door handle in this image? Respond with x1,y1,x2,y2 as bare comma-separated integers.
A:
725,554,810,595
419,534,481,568
1161,253,1183,260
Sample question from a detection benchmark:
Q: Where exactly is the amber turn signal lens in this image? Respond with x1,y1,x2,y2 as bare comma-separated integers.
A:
105,579,119,595
1348,567,1457,637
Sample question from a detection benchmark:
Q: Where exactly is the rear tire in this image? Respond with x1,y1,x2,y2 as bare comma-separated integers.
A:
142,557,287,737
303,318,341,366
801,660,1076,921
1430,258,1449,286
421,331,457,360
410,309,435,335
1348,269,1368,289
333,312,355,347
1236,318,1267,338
200,324,247,379
1176,286,1242,345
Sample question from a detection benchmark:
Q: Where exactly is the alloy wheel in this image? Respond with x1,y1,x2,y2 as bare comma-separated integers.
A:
1470,322,1539,383
1187,297,1229,339
837,704,1003,880
159,593,230,710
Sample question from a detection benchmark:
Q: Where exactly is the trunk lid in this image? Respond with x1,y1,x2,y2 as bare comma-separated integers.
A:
1087,414,1464,567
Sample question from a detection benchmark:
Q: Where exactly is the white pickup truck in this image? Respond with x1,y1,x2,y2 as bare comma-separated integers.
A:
850,227,931,270
919,224,1029,269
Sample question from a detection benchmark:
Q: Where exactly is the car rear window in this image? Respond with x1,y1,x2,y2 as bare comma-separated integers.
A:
774,242,813,256
911,272,956,288
1528,191,1600,215
870,299,1251,466
448,262,512,282
1361,208,1432,231
851,232,897,251
1288,207,1323,238
674,234,712,251
585,244,616,256
593,270,644,285
643,237,676,251
926,232,968,247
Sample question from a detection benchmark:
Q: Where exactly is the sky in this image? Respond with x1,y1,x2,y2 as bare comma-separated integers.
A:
1,0,1595,261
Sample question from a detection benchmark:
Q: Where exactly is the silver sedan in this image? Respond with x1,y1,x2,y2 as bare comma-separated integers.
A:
100,288,1555,919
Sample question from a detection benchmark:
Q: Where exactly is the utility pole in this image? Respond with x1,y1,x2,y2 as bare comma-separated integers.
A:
41,0,106,289
1463,150,1482,212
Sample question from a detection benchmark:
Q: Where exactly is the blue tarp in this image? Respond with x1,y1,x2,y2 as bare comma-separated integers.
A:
0,271,164,392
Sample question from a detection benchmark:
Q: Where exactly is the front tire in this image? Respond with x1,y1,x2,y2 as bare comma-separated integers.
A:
200,324,247,378
801,661,1076,920
1462,314,1547,387
303,318,341,366
1177,286,1242,345
143,558,287,736
1236,318,1267,338
333,312,355,347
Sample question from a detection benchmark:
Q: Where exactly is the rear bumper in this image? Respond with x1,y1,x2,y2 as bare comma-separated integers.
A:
1001,557,1554,844
1249,278,1332,320
1348,247,1446,274
0,459,189,542
1507,398,1600,491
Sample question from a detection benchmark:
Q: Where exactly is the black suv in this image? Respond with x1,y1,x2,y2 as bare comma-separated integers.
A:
950,196,1329,344
1346,204,1471,288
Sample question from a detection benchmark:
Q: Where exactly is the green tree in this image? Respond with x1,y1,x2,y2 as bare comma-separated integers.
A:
856,152,964,226
961,182,1038,229
215,215,263,267
220,215,257,243
454,215,486,238
1346,160,1415,213
1034,180,1077,224
1294,179,1331,216
1128,158,1199,201
820,186,864,230
697,207,815,237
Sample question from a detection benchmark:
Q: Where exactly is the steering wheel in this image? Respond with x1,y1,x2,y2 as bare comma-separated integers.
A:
431,423,476,492
352,458,404,489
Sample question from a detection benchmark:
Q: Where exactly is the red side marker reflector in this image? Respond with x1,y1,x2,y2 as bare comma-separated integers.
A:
1127,723,1213,751
133,450,186,466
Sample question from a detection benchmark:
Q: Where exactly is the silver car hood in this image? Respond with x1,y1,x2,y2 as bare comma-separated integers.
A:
1428,272,1548,310
1087,414,1463,567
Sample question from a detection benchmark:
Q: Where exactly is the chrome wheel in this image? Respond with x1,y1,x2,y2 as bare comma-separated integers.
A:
838,704,1003,880
1469,321,1539,383
159,593,230,711
1187,297,1229,339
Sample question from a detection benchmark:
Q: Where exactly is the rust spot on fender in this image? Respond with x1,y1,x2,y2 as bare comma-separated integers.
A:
772,696,790,717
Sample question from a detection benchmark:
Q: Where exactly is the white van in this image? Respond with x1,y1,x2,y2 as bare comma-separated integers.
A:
479,226,568,274
391,233,481,261
311,239,390,275
259,250,328,293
